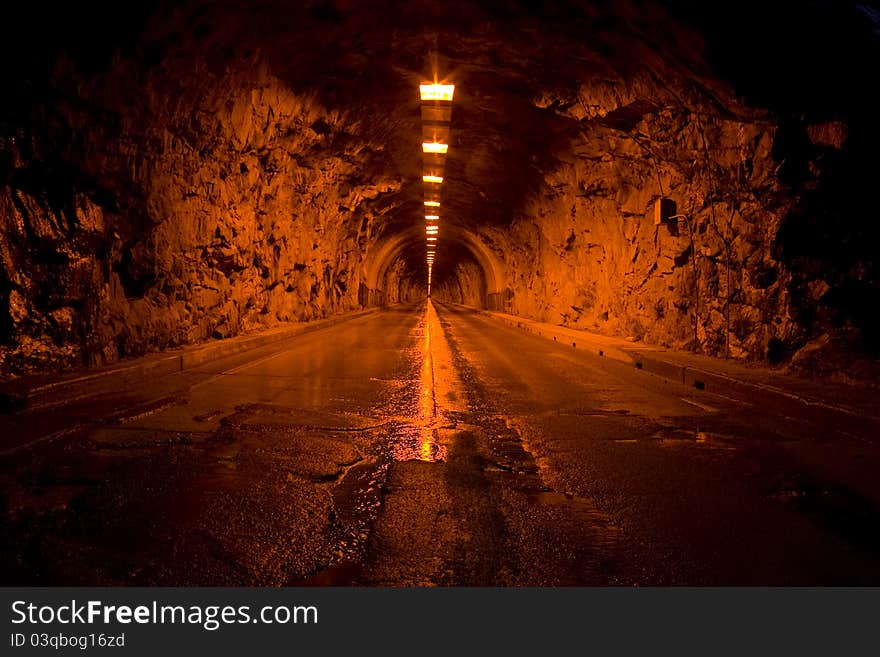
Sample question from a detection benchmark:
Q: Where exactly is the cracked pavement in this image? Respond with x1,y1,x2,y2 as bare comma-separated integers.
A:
3,302,880,585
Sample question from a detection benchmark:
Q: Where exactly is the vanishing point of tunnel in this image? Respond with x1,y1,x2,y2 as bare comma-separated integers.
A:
1,1,880,585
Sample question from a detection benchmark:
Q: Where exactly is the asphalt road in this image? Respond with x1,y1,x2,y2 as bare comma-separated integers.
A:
2,301,879,585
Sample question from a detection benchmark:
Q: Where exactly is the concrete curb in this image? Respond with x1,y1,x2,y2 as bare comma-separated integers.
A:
26,308,381,399
475,311,635,365
178,308,378,370
476,309,880,425
625,351,876,420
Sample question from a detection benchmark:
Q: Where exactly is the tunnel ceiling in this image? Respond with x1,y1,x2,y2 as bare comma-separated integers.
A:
130,0,727,239
8,0,868,243
1,0,878,375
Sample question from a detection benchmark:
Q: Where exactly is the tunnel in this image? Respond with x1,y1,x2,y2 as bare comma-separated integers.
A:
1,0,878,374
1,1,880,586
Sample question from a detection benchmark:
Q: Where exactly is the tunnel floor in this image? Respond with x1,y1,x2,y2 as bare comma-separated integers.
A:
2,302,880,585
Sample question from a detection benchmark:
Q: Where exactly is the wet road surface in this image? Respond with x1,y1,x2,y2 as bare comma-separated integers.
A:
2,302,880,585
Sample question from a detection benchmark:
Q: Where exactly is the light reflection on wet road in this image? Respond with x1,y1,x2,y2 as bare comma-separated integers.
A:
391,302,448,464
2,301,880,585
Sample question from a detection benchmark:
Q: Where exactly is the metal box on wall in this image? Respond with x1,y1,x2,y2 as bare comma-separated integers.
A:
654,197,677,225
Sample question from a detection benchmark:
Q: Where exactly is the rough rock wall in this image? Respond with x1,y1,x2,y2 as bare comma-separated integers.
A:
432,260,486,308
481,75,855,364
1,1,875,378
0,49,399,374
383,257,425,304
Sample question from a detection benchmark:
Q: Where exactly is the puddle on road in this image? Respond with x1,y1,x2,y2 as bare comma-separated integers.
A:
607,428,741,449
104,396,187,425
650,427,738,450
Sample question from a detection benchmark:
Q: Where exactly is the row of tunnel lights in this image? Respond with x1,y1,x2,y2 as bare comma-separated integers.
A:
419,82,455,294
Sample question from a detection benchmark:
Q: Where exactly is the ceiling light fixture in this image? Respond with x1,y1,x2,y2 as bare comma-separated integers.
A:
419,84,455,102
419,80,455,295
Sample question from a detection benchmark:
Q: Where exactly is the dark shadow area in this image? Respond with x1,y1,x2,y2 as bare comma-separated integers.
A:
670,0,880,355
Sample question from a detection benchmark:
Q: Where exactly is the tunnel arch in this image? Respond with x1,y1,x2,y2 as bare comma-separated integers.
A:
364,225,504,308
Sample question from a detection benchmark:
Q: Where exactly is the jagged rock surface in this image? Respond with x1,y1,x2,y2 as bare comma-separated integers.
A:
1,48,400,372
1,0,876,378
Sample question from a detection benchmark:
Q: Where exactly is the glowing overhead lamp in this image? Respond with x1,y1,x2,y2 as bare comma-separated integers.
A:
425,214,439,220
422,142,449,154
427,236,437,241
419,83,455,101
426,226,439,234
424,200,440,207
422,174,443,184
